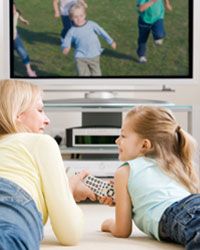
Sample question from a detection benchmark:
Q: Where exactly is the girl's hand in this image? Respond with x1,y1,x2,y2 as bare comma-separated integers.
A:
166,3,172,11
23,20,29,25
98,196,115,206
19,16,29,25
54,10,60,18
97,178,115,206
111,41,117,50
101,218,114,232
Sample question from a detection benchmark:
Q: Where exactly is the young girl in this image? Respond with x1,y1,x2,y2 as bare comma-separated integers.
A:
13,3,37,77
53,0,87,41
0,79,96,249
101,106,200,249
136,0,172,63
61,1,116,76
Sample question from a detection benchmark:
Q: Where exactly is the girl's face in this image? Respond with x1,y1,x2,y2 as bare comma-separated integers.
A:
17,95,50,133
71,8,86,26
116,119,145,161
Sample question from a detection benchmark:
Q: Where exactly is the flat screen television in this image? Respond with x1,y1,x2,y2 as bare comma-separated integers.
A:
1,0,200,91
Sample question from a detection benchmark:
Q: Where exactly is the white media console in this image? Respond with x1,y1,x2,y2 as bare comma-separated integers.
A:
45,98,200,177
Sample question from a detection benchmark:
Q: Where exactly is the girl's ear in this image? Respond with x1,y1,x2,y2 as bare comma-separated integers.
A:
141,139,152,153
16,113,24,123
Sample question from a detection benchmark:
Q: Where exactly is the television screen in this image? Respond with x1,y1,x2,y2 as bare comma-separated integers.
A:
10,0,193,79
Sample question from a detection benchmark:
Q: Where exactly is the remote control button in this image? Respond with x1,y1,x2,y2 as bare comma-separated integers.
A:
107,188,114,197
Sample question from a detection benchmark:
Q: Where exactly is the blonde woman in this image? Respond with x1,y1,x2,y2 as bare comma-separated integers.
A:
0,79,95,249
101,106,200,249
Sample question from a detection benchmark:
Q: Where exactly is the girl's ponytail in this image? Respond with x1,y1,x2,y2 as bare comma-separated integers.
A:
175,127,200,193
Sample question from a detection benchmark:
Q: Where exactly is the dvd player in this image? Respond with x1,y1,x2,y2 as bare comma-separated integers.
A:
66,127,120,147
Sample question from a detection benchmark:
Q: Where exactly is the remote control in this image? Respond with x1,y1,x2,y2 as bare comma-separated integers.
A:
83,175,115,198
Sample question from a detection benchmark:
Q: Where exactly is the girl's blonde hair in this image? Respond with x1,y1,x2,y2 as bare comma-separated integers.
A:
0,79,41,135
69,0,88,19
126,106,200,193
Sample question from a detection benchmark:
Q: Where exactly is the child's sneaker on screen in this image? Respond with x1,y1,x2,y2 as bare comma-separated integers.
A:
154,39,163,45
27,69,37,77
138,56,147,63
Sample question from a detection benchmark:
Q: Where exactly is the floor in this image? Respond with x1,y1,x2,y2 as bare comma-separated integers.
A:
41,204,184,250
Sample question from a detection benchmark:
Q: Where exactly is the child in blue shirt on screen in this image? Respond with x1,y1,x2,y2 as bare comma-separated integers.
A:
61,1,117,76
101,106,200,249
136,0,172,63
53,0,87,41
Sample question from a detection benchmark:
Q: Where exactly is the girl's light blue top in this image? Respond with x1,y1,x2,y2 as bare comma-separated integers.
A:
127,157,190,240
61,20,113,58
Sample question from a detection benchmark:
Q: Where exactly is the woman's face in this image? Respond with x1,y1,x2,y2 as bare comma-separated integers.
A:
17,95,50,133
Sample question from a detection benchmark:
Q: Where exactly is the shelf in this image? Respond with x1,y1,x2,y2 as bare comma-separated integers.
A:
44,98,192,114
44,98,175,109
60,146,118,154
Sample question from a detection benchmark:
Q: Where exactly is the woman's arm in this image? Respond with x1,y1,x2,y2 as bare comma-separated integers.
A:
33,135,84,245
101,165,132,238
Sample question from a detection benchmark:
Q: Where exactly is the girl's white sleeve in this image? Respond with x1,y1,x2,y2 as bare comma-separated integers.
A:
33,134,84,246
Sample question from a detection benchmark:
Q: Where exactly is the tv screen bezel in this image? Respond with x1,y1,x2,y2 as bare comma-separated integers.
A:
2,0,200,90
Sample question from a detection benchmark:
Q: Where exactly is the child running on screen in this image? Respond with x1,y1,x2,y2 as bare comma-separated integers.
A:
53,0,87,41
101,106,200,249
61,1,117,76
13,2,37,77
136,0,172,63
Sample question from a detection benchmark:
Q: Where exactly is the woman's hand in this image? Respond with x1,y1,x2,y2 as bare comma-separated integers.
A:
69,170,96,202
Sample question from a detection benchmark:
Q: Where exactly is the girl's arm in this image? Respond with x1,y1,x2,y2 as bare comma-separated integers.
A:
18,15,29,25
138,0,158,12
53,0,60,18
101,165,132,238
164,0,172,11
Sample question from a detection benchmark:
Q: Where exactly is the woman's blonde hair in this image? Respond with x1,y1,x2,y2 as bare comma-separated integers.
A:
126,106,200,193
0,79,41,135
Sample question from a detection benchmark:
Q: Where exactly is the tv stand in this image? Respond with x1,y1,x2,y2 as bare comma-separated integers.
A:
83,86,175,99
85,91,116,99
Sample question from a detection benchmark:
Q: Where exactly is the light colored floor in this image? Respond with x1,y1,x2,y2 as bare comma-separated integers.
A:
41,204,184,250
